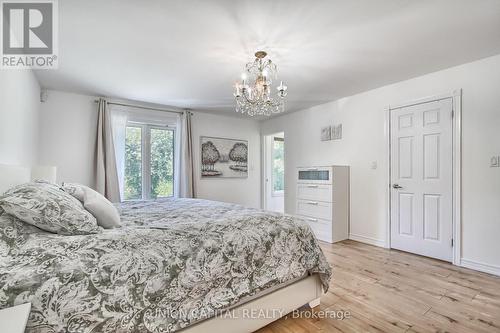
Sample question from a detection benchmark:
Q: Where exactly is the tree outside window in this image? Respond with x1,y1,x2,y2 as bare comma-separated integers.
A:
124,126,142,200
272,137,284,194
124,124,175,200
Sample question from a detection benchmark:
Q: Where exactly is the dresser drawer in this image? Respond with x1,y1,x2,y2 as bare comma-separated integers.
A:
296,200,332,220
297,167,333,185
297,184,332,202
303,217,333,243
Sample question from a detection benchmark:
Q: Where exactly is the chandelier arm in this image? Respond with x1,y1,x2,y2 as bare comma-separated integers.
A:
241,92,258,105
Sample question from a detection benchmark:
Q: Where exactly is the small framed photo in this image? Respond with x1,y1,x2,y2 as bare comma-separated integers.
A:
321,126,331,141
331,124,342,140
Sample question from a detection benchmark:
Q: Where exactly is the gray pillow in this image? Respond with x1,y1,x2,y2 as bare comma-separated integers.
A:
0,181,100,235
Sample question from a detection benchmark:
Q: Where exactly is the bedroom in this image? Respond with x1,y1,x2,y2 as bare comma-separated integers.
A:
0,0,499,332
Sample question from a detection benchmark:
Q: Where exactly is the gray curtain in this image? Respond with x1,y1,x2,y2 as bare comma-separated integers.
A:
95,98,120,202
180,110,195,198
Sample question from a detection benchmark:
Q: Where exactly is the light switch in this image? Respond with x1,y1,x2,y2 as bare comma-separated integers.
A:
491,156,500,168
371,161,378,170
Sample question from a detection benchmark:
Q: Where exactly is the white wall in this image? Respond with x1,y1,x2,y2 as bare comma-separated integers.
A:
192,112,261,208
0,70,40,166
38,90,97,186
37,90,262,208
261,54,500,271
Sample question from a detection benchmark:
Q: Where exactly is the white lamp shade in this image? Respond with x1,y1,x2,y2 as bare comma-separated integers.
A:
31,166,57,183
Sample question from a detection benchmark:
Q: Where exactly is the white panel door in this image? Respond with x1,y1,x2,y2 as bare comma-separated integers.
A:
390,98,453,261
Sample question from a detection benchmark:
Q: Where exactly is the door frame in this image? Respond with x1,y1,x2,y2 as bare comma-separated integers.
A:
384,89,462,265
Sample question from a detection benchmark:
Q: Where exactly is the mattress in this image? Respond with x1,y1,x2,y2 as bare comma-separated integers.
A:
0,198,331,333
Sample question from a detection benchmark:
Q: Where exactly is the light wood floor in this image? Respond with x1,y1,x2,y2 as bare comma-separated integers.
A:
257,240,500,333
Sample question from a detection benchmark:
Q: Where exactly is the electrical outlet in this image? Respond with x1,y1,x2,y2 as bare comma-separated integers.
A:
491,156,500,168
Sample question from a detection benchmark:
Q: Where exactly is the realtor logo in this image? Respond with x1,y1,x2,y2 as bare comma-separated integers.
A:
1,0,58,69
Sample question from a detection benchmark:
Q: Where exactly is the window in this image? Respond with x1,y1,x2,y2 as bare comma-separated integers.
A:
124,123,175,200
272,137,284,195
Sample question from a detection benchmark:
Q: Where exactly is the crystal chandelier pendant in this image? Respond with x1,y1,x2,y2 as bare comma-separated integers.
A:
233,51,287,117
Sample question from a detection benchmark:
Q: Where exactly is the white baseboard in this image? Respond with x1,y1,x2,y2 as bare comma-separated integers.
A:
349,233,386,248
460,258,500,277
348,234,500,277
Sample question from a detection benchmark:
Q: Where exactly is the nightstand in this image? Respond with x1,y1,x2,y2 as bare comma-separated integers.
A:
0,303,31,333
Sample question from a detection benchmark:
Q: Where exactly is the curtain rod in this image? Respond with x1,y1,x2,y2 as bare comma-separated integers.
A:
94,100,187,115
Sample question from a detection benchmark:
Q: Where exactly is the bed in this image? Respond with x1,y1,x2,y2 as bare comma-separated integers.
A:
0,166,332,333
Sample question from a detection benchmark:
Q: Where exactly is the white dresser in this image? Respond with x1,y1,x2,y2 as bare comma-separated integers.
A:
296,166,349,243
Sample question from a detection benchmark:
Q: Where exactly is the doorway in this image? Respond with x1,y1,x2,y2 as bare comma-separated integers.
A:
263,132,285,213
388,92,461,263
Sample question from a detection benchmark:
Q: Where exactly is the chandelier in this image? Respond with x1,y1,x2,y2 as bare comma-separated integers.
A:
233,51,288,116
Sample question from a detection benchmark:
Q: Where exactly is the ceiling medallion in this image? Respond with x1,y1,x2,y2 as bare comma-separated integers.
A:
233,51,288,117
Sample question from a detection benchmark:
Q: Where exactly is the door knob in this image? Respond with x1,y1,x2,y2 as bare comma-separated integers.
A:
393,184,403,189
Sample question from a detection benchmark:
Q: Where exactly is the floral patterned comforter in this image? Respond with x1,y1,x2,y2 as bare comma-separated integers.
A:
0,198,332,333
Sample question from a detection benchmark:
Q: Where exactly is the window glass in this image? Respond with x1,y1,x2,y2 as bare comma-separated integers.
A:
125,126,142,200
150,128,174,198
272,137,284,193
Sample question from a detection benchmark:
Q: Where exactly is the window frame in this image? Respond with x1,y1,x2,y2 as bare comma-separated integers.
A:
271,136,284,197
125,121,176,200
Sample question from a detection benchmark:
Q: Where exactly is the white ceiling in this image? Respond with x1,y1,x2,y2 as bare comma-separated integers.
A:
35,0,500,116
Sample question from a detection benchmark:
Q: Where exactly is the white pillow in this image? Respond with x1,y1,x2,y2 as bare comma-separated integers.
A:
62,183,85,202
64,183,121,229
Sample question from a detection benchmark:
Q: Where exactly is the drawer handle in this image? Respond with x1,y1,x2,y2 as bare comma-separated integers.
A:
307,218,318,222
306,201,319,205
307,185,318,188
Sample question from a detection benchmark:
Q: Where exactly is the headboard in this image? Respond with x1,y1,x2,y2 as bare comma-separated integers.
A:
0,164,31,194
0,164,57,194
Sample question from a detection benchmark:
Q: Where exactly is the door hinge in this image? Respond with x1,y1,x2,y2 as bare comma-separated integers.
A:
451,109,455,118
451,238,454,247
